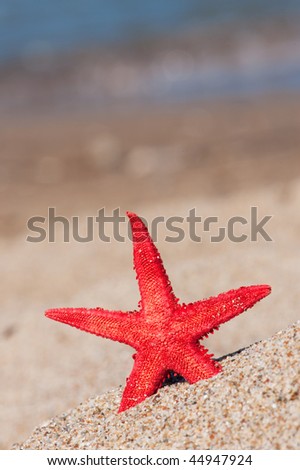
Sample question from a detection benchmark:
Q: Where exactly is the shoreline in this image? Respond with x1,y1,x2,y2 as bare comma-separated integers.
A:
1,16,300,118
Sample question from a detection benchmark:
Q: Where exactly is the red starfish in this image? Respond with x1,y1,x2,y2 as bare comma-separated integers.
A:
46,212,271,412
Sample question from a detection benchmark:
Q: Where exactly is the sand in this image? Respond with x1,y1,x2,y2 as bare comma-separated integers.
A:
14,322,300,450
1,95,300,449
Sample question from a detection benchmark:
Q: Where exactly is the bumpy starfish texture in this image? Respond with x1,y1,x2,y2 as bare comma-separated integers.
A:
46,212,271,412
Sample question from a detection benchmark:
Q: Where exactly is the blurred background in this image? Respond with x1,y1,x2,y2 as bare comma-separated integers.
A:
1,0,300,449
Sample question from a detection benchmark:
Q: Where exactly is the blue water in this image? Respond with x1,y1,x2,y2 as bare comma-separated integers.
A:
1,0,300,62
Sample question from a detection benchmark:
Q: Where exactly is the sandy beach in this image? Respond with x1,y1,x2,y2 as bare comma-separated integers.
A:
1,93,300,449
15,322,300,450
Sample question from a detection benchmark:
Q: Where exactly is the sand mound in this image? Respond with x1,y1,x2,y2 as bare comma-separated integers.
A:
2,97,300,449
15,322,299,450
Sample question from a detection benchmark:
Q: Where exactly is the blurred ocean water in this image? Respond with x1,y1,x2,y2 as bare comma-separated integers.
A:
1,0,300,62
0,0,300,111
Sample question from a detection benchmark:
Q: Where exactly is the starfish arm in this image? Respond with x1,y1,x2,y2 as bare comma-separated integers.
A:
118,351,167,412
168,343,221,383
45,308,140,348
182,284,271,337
127,212,178,316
